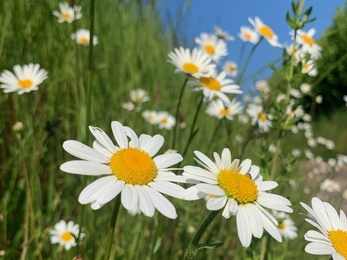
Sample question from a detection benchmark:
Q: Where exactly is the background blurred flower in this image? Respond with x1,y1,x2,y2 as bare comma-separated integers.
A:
49,220,84,251
320,178,341,192
195,33,228,62
238,26,259,44
71,29,98,46
52,2,82,23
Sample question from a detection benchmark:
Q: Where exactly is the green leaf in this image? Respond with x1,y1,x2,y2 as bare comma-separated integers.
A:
304,6,313,17
286,11,298,29
197,242,224,250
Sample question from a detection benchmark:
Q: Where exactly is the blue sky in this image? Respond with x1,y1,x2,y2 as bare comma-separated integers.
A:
160,0,345,92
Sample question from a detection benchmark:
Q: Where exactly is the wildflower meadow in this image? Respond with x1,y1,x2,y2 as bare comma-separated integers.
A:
1,0,347,259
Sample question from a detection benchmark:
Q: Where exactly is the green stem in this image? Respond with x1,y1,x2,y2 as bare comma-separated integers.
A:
183,209,221,260
172,77,188,149
207,119,223,149
104,196,122,260
259,235,268,260
270,131,282,180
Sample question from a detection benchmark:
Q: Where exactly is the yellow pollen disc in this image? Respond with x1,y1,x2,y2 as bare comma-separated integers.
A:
79,37,89,44
259,25,274,39
244,33,251,40
219,108,230,116
258,113,267,122
327,183,334,189
161,118,168,125
328,230,347,259
18,79,33,89
302,63,309,71
61,13,72,20
279,221,286,230
227,66,235,72
61,232,73,242
217,169,258,204
199,77,221,91
259,84,266,91
110,148,157,185
204,45,215,55
301,34,315,46
183,62,199,74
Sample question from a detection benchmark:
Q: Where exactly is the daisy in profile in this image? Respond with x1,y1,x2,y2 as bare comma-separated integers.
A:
195,33,228,63
246,104,272,133
255,80,270,94
214,26,234,41
122,101,135,111
142,110,159,125
206,98,243,120
320,178,341,192
272,210,298,240
301,197,347,259
71,29,98,46
60,121,185,219
130,89,150,104
295,29,322,59
222,61,238,77
49,220,84,251
301,59,317,76
182,148,293,247
238,26,260,44
0,63,48,94
157,111,175,130
284,43,301,62
52,2,82,23
168,47,215,78
189,69,242,105
248,17,281,47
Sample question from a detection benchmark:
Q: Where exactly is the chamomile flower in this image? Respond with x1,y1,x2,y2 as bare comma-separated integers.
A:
238,26,260,44
248,17,281,47
71,29,98,46
284,43,301,62
206,98,243,120
246,104,272,133
49,220,84,251
300,83,311,94
295,29,322,59
122,101,135,111
157,111,175,130
182,148,293,247
168,47,215,78
214,26,234,41
301,197,347,259
130,89,150,104
0,63,48,94
256,80,270,94
142,110,159,125
320,179,341,192
60,121,185,219
301,59,318,77
52,2,82,23
272,210,298,240
195,33,228,63
223,61,238,77
189,70,242,105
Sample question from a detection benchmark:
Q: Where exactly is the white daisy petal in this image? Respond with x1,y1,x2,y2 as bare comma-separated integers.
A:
78,176,116,204
121,184,139,210
236,206,252,247
97,180,125,204
60,161,112,175
135,185,155,217
62,140,109,163
206,196,227,210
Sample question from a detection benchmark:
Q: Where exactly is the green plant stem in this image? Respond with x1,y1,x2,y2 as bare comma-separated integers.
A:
259,235,268,260
20,193,29,260
270,131,282,180
104,196,122,260
172,77,188,149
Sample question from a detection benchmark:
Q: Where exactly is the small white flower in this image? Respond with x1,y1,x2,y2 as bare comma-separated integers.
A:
320,178,341,192
130,89,150,104
206,98,243,120
315,95,323,104
307,139,317,147
142,110,159,125
214,26,234,41
195,33,228,63
300,83,311,94
292,148,301,157
256,80,270,94
248,17,281,47
301,59,318,77
272,210,298,240
295,29,322,59
290,88,301,98
122,101,135,111
326,140,335,150
223,61,238,77
246,104,272,133
52,2,82,23
157,111,175,130
49,220,84,251
238,26,260,44
71,29,98,46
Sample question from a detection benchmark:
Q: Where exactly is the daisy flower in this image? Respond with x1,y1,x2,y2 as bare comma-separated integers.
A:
300,83,311,94
49,220,84,251
222,61,238,77
238,26,260,44
246,104,272,133
284,43,301,62
182,148,293,247
214,26,234,41
157,111,175,130
52,2,82,23
71,29,98,46
130,89,150,104
248,17,281,47
168,47,215,78
255,80,269,94
301,197,347,259
142,110,159,125
0,63,48,94
122,101,135,111
206,98,243,120
301,59,318,77
320,178,341,192
295,29,322,59
195,33,228,63
60,121,185,219
315,95,323,104
272,210,298,240
189,69,242,105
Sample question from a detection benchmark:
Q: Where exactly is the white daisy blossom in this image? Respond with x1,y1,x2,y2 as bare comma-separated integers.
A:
256,80,270,94
301,197,347,259
238,26,260,44
142,110,159,125
300,83,311,94
167,47,215,78
214,26,234,41
122,101,135,111
223,61,238,77
195,33,228,63
206,98,243,120
52,2,82,23
301,59,318,77
189,69,242,105
246,104,272,133
316,95,323,104
182,149,293,247
71,29,98,46
295,29,322,59
0,63,48,94
60,121,185,219
320,178,341,192
49,220,84,251
130,89,150,103
272,210,298,240
157,111,175,130
248,17,281,47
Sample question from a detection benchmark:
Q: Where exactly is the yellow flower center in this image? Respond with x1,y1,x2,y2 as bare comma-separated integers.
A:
204,45,215,55
279,221,286,230
244,32,251,40
61,232,73,242
61,12,72,20
227,65,236,72
217,169,258,204
18,79,33,89
78,37,89,44
183,63,199,74
328,230,347,259
301,34,315,46
199,77,221,91
327,183,335,189
110,148,157,185
259,25,274,39
161,118,168,125
302,63,309,71
258,113,267,122
219,108,230,116
258,84,266,91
